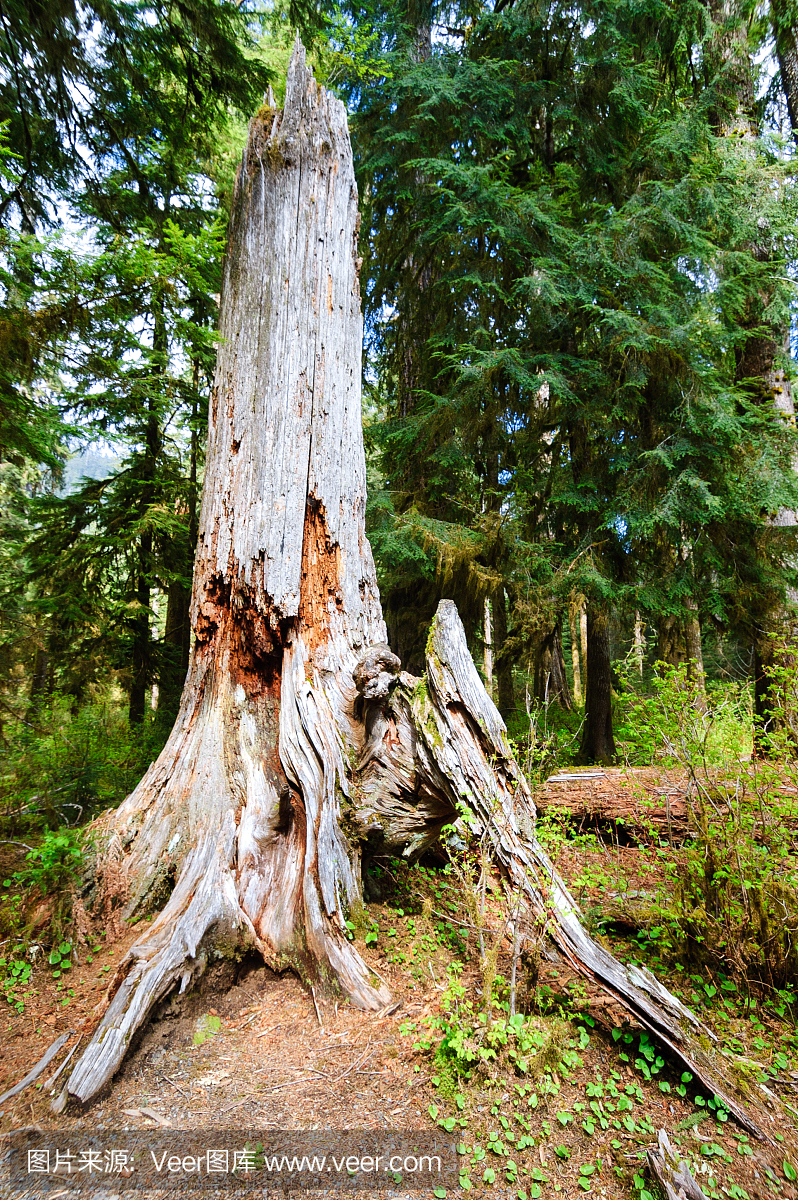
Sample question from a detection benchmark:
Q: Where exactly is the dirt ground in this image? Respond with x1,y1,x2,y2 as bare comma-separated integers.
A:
2,767,798,1200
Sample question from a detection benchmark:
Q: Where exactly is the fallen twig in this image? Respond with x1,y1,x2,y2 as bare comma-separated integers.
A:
259,1078,310,1093
333,1044,373,1084
428,906,494,935
310,985,323,1029
365,960,391,987
0,1032,72,1106
158,1074,189,1100
220,1095,258,1114
138,1106,171,1127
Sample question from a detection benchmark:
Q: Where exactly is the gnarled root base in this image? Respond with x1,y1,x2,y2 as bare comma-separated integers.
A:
67,610,391,1104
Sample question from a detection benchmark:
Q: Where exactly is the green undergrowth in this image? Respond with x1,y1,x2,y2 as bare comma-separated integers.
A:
400,960,789,1199
538,659,798,1001
0,686,167,1012
0,827,99,1013
360,835,798,1197
613,663,752,768
0,687,168,837
534,812,798,1078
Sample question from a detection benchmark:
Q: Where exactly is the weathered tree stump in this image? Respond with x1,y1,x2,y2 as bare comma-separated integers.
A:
65,42,769,1139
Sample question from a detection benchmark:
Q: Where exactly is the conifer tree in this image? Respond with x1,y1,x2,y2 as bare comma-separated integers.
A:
1,0,272,717
348,0,798,759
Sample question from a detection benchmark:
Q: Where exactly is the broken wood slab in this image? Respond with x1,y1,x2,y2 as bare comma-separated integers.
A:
0,1031,71,1106
647,1128,709,1200
43,1034,82,1092
357,601,773,1141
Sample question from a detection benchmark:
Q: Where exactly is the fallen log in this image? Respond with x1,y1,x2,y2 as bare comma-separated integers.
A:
540,768,690,840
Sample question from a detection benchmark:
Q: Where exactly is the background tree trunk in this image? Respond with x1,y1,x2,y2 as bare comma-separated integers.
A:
579,606,616,764
27,642,51,718
772,0,798,141
656,613,684,669
569,596,583,703
632,611,645,678
707,0,797,747
580,601,588,689
533,619,572,710
685,598,707,711
483,596,493,697
63,44,771,1135
158,578,191,723
492,584,516,716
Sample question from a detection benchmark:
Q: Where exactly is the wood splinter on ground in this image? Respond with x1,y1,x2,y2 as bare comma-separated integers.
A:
0,1031,71,1106
59,37,770,1141
647,1128,710,1200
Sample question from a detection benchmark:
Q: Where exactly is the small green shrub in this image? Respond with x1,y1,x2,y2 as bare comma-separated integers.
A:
418,966,574,1088
16,828,84,894
506,702,582,786
0,689,168,835
0,955,32,1012
670,783,798,992
615,663,798,995
1,827,86,945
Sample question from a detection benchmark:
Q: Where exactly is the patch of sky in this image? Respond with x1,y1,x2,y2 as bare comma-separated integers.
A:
612,515,630,550
60,445,122,495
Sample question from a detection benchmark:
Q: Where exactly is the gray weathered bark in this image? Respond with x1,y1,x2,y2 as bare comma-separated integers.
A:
68,42,390,1103
647,1129,709,1200
64,43,770,1138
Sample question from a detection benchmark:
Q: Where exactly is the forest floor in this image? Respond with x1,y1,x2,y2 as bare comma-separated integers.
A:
1,767,798,1199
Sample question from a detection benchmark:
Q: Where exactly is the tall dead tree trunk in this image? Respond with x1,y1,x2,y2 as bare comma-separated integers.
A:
64,45,770,1138
68,46,391,1101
